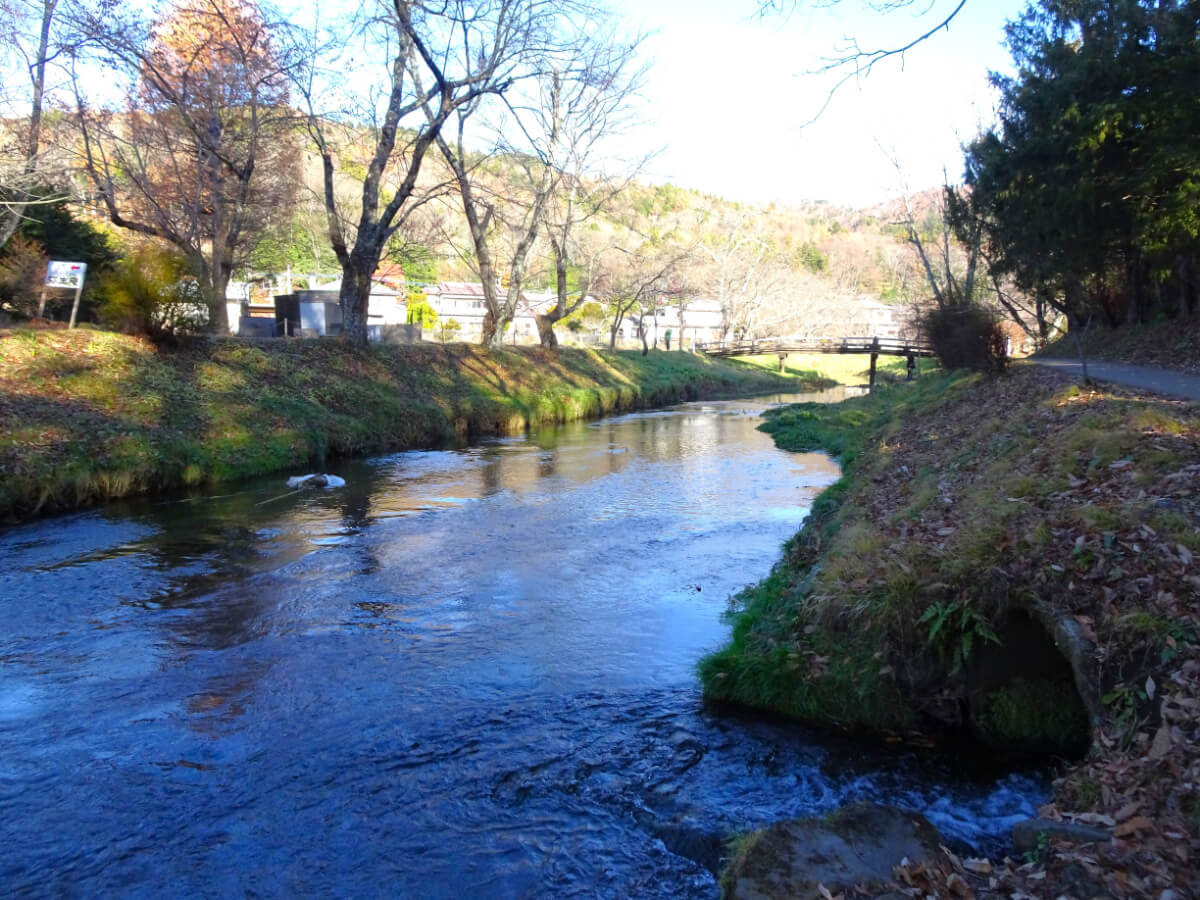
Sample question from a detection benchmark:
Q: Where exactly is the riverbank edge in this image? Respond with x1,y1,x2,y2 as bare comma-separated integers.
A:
0,328,827,523
700,367,1199,896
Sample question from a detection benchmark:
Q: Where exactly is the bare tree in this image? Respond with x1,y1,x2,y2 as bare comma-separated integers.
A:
73,0,299,333
885,155,977,309
435,92,555,348
601,240,691,353
532,31,649,346
1,0,68,250
297,0,568,346
430,14,641,349
697,208,772,340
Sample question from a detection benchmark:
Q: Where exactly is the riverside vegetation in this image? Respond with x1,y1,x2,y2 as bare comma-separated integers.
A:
702,364,1199,897
0,326,823,522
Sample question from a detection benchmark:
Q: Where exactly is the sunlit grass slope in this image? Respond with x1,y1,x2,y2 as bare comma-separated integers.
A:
702,367,1198,751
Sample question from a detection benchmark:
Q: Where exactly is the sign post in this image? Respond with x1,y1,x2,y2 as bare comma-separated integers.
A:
44,261,88,328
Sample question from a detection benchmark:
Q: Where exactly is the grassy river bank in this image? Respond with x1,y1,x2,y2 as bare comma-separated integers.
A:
0,327,821,523
702,364,1200,897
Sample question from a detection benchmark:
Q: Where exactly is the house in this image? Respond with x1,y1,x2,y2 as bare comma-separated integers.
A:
850,298,911,340
425,282,544,344
272,284,418,342
674,297,725,348
621,297,726,349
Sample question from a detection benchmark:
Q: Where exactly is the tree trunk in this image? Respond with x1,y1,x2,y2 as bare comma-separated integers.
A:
537,248,572,347
339,252,377,344
536,314,558,347
209,268,232,335
1125,252,1140,326
609,302,630,349
1068,308,1093,385
481,310,498,347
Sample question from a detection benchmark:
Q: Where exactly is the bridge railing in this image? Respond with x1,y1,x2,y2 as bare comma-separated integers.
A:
694,336,936,357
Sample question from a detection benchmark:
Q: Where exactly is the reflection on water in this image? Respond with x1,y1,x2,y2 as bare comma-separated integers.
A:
0,391,1044,897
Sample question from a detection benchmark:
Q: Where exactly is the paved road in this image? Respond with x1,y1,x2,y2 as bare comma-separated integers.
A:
1033,357,1200,402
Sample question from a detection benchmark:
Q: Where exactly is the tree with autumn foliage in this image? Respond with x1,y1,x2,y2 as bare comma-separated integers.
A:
73,0,299,333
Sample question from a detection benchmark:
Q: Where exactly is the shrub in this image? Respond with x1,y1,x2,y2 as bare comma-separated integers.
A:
921,304,1008,374
96,245,207,338
405,293,438,328
0,234,50,318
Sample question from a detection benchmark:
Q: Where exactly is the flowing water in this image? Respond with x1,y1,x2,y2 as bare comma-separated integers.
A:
0,392,1045,897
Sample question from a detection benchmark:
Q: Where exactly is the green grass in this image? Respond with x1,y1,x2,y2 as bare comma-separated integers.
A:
0,330,820,521
699,556,915,732
732,351,923,385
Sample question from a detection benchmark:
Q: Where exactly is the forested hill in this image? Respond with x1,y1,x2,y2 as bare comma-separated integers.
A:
248,139,948,340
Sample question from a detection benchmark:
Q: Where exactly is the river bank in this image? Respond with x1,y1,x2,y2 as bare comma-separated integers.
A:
0,327,821,523
702,367,1199,897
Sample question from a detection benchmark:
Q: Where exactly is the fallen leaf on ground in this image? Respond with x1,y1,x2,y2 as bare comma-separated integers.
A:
1113,815,1153,837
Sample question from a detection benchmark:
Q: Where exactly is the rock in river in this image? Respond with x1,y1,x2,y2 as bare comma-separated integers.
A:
286,473,346,489
722,803,942,900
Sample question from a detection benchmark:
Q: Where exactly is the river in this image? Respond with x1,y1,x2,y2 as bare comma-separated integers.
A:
0,391,1044,897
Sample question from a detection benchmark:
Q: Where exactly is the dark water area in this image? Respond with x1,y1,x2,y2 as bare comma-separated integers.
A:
0,391,1045,897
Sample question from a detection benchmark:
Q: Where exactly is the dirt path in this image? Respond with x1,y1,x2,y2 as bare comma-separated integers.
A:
1033,356,1200,401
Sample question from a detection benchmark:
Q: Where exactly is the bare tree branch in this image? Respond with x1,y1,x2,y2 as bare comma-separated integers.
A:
759,0,969,126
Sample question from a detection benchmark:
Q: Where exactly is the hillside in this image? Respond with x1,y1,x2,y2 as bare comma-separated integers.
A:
242,137,940,339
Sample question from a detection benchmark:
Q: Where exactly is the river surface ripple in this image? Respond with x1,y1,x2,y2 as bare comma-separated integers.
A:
0,392,1045,897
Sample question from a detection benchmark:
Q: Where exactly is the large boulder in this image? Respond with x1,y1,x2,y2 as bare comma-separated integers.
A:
721,803,942,900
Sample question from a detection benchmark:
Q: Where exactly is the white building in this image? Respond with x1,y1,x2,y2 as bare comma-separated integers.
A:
426,282,544,344
618,297,726,349
272,284,416,341
851,298,910,340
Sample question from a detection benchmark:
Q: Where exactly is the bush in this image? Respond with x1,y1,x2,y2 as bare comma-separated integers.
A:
405,294,438,328
96,245,207,338
921,304,1008,374
0,235,50,318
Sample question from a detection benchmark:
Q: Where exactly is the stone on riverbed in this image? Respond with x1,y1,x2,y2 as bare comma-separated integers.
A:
285,473,346,489
1011,817,1111,853
721,803,942,899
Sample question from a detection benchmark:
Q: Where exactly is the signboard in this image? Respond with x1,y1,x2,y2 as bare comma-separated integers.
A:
45,260,87,289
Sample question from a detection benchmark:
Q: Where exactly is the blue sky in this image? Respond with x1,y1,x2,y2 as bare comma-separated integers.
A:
609,0,1029,208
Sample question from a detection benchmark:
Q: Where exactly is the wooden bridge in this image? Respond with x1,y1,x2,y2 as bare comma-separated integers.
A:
695,336,937,386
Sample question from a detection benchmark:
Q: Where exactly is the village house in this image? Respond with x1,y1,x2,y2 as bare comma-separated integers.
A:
614,297,726,349
850,298,911,340
425,282,544,344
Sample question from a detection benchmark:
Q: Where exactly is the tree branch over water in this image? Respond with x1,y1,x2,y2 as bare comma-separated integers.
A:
758,0,969,124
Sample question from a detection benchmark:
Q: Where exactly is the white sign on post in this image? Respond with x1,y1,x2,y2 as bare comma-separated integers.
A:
44,260,89,327
45,260,87,288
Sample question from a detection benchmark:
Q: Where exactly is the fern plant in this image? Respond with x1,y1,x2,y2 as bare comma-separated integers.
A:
919,598,1001,675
